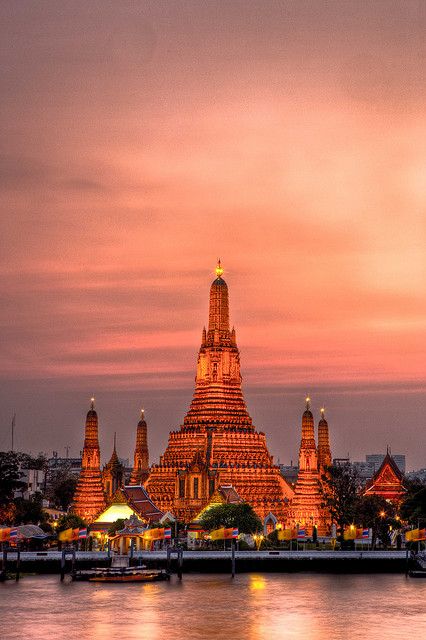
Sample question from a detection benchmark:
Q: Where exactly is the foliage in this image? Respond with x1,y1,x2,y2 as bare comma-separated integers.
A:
56,513,87,532
108,518,126,536
0,451,26,506
46,466,78,511
199,502,263,534
321,463,362,538
400,485,426,525
13,492,50,526
18,452,48,471
355,494,398,548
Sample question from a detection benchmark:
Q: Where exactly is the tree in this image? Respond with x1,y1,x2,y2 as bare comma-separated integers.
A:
13,492,50,526
355,494,398,548
46,466,78,511
321,463,362,540
108,519,125,536
0,451,26,507
400,482,426,525
199,502,263,534
56,513,87,532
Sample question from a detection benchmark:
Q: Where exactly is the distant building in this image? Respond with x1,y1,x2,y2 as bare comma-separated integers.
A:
15,468,45,499
352,454,406,480
406,468,426,483
47,453,82,476
279,464,299,487
366,454,405,475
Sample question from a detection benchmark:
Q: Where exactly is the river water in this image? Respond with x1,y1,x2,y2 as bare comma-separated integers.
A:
1,573,425,639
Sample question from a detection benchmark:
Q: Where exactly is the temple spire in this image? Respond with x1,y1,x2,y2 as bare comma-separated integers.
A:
208,259,230,335
71,398,106,522
299,396,317,470
130,407,150,486
318,407,332,470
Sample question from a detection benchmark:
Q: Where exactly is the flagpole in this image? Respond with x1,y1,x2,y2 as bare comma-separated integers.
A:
11,413,16,452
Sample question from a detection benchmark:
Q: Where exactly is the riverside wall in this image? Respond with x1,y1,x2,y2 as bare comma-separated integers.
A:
1,550,410,574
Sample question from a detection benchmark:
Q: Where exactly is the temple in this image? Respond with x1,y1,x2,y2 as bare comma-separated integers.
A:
146,262,293,521
363,451,407,503
130,409,149,485
287,399,331,535
72,398,107,523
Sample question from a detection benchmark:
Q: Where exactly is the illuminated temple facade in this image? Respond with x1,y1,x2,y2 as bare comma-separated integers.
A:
145,262,294,522
287,400,331,536
72,399,107,523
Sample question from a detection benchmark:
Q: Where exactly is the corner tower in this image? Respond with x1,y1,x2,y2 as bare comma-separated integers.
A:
72,398,107,523
130,409,150,485
288,398,328,536
146,262,293,522
317,407,332,471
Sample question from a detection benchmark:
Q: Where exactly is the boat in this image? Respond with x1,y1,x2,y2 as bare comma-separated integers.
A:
408,570,426,578
88,567,169,583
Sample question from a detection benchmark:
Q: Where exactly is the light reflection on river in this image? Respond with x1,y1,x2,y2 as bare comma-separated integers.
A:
1,573,425,639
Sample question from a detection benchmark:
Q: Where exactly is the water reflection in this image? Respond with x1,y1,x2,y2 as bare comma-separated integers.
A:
1,574,425,640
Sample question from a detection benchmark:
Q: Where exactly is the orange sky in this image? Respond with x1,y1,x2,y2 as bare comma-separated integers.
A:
0,1,425,468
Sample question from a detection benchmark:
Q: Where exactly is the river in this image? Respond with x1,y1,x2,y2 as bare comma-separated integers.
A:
1,573,425,639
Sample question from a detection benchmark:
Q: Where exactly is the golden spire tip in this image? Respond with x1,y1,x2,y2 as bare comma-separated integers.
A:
215,259,224,278
90,396,95,409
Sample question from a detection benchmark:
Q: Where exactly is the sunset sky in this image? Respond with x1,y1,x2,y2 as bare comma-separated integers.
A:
0,1,425,469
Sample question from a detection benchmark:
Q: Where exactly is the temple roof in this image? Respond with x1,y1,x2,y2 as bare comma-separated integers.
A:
91,486,164,530
364,452,407,499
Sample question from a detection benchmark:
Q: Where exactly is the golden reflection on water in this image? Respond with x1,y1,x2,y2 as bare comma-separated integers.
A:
249,574,266,591
1,574,426,640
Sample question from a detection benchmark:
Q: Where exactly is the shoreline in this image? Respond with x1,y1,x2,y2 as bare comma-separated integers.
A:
1,550,410,575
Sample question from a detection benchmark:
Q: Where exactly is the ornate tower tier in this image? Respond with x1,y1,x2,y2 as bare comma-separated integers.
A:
146,262,293,521
130,409,150,485
72,398,106,523
184,262,252,429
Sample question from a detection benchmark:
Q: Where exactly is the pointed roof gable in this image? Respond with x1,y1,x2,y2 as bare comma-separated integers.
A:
364,452,407,501
90,485,164,531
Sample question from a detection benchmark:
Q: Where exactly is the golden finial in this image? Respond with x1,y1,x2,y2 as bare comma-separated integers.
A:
140,407,145,419
305,396,311,410
215,259,224,278
90,396,95,410
320,406,325,418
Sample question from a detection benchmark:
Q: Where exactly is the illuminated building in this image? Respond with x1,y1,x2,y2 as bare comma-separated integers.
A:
288,399,331,536
317,407,332,472
363,451,407,503
90,486,164,536
146,262,293,522
72,398,107,523
129,409,149,485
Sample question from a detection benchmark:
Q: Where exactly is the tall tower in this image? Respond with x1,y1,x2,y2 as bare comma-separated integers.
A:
102,433,124,500
146,262,293,521
288,398,328,536
317,407,332,472
72,398,106,523
130,409,150,485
